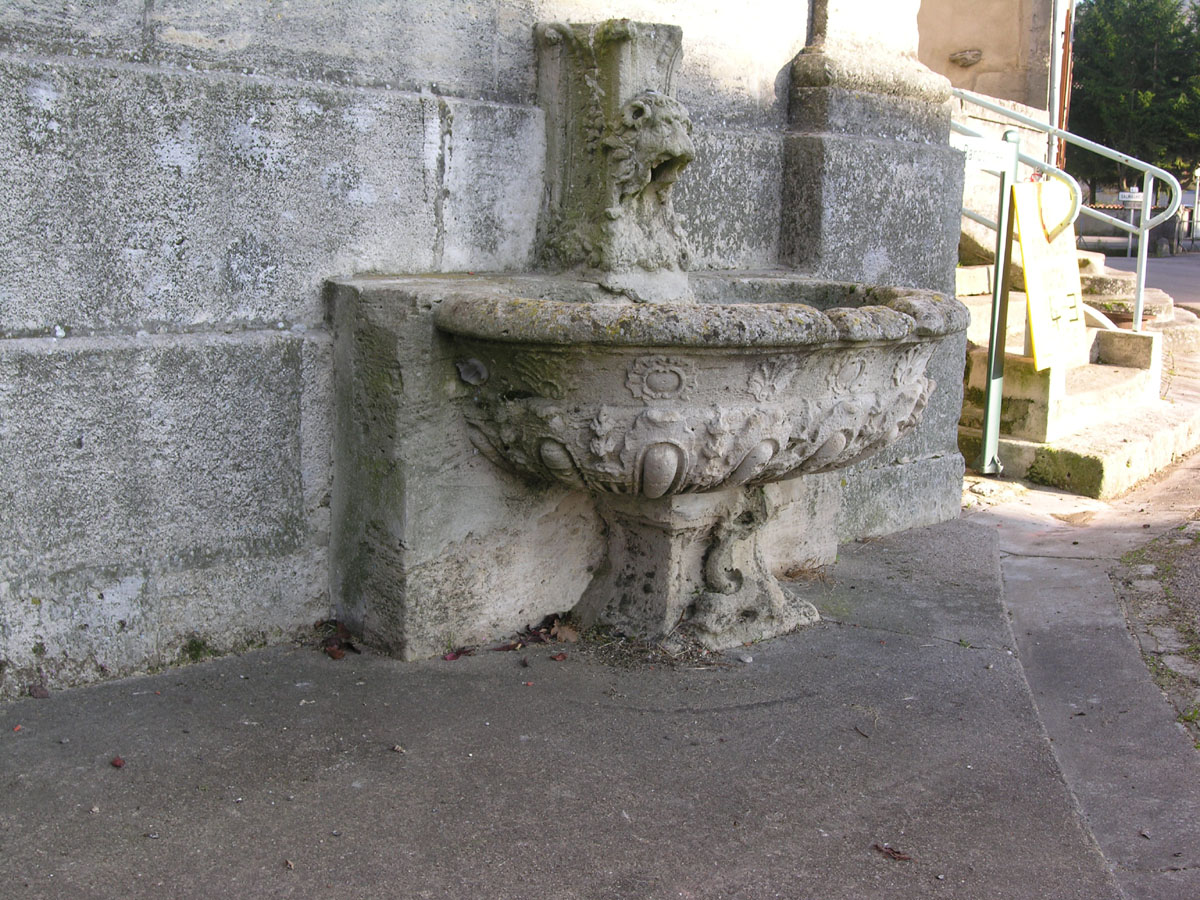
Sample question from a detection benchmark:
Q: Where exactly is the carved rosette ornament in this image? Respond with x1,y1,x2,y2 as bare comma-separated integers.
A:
625,356,692,401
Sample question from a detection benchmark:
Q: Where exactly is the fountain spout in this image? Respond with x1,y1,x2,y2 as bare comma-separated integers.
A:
536,20,695,303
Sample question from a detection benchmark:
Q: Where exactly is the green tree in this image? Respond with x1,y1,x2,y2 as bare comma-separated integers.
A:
1067,0,1200,196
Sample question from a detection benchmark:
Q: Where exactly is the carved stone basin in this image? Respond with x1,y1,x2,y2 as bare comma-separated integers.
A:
436,279,963,496
433,272,968,647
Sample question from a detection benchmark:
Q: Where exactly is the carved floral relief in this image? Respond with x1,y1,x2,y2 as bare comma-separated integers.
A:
457,340,935,498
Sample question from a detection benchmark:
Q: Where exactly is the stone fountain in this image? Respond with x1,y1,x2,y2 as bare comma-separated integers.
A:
329,18,968,656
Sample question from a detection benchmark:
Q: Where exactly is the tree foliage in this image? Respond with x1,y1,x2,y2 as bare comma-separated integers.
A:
1068,0,1200,190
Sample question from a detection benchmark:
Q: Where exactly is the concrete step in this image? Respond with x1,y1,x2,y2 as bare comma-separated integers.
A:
959,249,1163,304
1084,287,1175,325
961,292,1133,359
956,264,994,297
957,249,1200,498
961,287,1181,350
960,354,1200,498
1076,249,1108,274
957,251,1138,299
963,352,1159,444
960,292,1026,348
1149,306,1200,356
1081,271,1136,296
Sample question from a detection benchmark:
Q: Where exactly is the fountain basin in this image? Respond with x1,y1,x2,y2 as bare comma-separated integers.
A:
434,274,967,499
328,17,970,657
431,273,967,648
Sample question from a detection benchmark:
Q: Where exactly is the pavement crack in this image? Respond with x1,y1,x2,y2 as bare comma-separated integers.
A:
1001,551,1116,562
818,617,1014,654
572,693,818,715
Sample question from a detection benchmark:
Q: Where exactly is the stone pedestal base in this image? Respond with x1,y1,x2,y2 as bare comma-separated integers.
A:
576,488,819,649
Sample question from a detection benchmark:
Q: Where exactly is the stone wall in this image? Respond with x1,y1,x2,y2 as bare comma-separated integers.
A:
917,0,1052,109
952,94,1051,264
2,2,971,690
0,2,815,694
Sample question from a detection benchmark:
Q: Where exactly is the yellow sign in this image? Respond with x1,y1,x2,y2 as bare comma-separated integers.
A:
1011,181,1086,370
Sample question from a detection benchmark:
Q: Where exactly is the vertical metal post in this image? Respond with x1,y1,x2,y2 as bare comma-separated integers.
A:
1193,169,1199,247
976,131,1022,475
1047,0,1063,165
1133,171,1153,332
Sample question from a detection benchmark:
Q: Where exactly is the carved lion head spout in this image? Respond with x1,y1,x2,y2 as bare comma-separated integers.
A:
591,90,696,301
603,91,695,209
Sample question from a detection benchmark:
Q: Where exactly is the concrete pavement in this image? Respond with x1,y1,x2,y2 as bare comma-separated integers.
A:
972,457,1200,900
3,466,1200,898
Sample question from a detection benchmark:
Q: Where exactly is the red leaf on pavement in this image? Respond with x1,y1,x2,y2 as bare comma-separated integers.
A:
551,621,579,643
872,842,912,861
111,756,125,769
550,652,567,662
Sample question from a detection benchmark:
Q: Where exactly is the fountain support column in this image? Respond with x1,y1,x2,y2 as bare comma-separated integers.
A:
576,488,819,648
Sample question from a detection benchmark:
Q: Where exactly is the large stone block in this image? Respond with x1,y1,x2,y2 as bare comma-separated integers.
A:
837,453,965,540
0,1,145,57
0,329,332,695
0,2,810,119
762,475,843,573
0,57,542,335
0,551,327,697
780,133,964,295
441,100,545,271
0,1,534,102
329,277,605,659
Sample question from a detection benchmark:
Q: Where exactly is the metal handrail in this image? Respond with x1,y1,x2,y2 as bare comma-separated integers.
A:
953,87,1183,331
951,118,1081,240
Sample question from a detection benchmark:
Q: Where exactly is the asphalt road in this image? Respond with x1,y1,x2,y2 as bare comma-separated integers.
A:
1099,249,1200,310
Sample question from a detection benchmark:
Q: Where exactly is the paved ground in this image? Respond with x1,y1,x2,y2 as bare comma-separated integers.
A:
4,459,1200,898
1112,516,1200,744
971,458,1200,900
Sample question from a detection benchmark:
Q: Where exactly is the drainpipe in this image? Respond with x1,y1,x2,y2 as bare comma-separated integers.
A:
1046,0,1059,163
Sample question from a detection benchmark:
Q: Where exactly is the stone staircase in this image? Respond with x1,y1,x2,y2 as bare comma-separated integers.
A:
1074,250,1200,354
956,252,1200,497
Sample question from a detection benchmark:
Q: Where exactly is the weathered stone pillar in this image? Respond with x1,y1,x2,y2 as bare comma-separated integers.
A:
782,0,963,295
